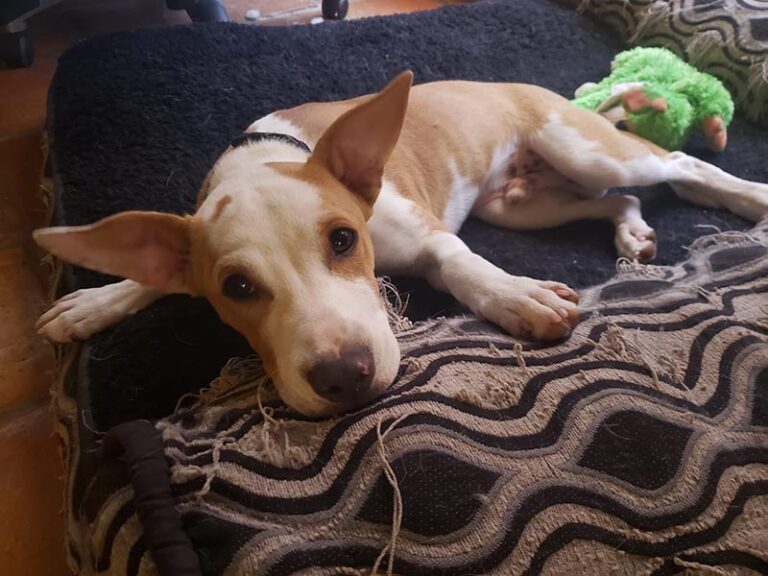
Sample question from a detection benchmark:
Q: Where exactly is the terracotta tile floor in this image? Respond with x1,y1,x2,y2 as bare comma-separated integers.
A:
0,0,463,573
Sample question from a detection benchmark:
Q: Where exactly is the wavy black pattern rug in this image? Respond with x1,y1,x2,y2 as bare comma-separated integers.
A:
73,223,768,575
45,0,768,574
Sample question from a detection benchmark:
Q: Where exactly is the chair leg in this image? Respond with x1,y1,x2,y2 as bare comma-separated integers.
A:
322,0,349,20
0,22,33,68
166,0,229,23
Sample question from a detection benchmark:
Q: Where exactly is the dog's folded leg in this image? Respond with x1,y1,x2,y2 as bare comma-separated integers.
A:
418,232,579,340
37,280,163,343
473,188,657,263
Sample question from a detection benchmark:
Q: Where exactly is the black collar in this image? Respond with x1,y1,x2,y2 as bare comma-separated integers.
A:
230,131,311,153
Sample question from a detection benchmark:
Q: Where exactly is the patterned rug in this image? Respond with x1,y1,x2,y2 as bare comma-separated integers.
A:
78,222,768,575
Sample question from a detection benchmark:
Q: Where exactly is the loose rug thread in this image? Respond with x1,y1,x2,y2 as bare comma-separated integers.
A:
371,414,410,576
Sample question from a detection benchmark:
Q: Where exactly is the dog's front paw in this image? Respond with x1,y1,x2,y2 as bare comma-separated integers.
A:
36,288,115,343
35,281,154,343
475,278,580,341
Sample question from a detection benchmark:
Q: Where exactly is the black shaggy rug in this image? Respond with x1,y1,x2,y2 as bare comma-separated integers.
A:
48,0,765,431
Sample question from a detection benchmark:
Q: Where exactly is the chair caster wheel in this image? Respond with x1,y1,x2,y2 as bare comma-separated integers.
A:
0,27,33,68
322,0,349,20
186,0,229,22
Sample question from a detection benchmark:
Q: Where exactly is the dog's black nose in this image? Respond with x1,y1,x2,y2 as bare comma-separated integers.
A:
306,346,375,404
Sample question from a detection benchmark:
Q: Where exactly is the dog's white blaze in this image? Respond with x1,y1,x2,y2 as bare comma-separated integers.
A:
200,164,324,295
369,180,432,273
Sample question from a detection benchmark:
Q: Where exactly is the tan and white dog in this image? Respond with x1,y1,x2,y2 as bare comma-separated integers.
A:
34,71,768,416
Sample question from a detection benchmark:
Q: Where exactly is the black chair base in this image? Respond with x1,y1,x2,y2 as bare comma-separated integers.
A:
166,0,229,23
322,0,349,20
0,25,33,68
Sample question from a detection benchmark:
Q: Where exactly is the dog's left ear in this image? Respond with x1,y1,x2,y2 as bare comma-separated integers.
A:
310,70,413,207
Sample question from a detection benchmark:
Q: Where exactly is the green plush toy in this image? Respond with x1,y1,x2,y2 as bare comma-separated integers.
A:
573,47,734,152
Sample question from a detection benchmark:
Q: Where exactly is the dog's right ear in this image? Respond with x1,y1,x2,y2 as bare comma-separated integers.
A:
310,70,413,208
34,211,195,294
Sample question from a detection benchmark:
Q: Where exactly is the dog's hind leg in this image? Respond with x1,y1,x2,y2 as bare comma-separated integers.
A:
530,106,768,222
36,280,163,343
473,189,657,262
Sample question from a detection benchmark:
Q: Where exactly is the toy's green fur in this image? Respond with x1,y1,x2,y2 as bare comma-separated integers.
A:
573,47,734,150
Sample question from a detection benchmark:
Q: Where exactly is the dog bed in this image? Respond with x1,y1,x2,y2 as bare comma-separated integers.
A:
46,0,768,574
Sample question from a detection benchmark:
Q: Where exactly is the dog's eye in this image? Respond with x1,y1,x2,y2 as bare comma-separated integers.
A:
223,274,257,300
329,227,357,255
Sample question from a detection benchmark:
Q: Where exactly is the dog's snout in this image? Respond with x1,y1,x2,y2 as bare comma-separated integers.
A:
306,346,375,404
